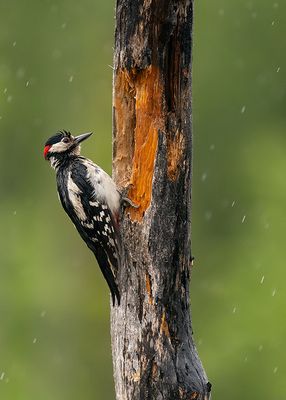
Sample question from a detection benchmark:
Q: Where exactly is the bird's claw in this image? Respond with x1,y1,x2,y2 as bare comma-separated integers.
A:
119,184,139,209
121,197,139,209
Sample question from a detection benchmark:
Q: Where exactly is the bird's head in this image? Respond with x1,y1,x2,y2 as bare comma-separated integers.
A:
44,130,92,164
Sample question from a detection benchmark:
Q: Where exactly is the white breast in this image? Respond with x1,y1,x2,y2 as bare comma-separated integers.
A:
83,159,120,215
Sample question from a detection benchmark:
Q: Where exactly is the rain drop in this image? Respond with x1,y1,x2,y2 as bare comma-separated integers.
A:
69,75,74,83
241,105,246,114
241,215,246,223
260,275,265,284
201,172,207,182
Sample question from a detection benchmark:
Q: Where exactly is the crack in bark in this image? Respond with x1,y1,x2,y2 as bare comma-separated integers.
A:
145,272,154,305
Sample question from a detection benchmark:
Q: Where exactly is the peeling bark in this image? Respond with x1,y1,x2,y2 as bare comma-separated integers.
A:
111,1,210,399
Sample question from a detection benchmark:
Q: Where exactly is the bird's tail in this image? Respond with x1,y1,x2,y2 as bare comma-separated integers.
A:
95,246,121,306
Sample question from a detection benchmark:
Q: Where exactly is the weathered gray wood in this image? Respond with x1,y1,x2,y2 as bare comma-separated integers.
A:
111,1,211,399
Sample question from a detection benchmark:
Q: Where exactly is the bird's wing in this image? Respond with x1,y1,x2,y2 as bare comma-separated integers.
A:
65,161,122,305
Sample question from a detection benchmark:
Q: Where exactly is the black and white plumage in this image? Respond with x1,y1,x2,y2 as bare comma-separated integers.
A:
44,130,122,305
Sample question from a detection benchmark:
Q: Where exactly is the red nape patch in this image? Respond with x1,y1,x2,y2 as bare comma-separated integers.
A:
44,145,51,159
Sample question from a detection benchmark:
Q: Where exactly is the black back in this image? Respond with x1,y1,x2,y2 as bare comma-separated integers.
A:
55,157,121,305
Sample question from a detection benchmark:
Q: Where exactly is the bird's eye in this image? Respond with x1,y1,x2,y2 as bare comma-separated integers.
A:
62,137,69,144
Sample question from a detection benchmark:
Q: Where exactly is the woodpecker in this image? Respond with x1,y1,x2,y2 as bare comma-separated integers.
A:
44,130,122,305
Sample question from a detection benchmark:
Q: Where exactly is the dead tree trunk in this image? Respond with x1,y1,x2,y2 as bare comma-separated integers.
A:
111,1,210,399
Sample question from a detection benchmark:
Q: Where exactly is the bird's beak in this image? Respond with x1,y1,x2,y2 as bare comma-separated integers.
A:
74,132,93,145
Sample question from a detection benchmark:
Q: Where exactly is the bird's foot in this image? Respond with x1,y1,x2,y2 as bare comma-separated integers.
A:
119,184,139,209
121,196,139,209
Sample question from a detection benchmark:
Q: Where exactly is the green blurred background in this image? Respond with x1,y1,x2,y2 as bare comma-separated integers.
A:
0,1,285,399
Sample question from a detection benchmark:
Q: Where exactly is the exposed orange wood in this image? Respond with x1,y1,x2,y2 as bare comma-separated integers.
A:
113,66,164,221
128,66,164,221
145,273,154,305
160,310,170,338
167,130,185,181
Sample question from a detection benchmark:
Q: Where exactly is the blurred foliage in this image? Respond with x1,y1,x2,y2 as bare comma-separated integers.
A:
0,0,285,399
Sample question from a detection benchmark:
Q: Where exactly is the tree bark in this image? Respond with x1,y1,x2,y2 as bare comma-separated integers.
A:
111,1,211,399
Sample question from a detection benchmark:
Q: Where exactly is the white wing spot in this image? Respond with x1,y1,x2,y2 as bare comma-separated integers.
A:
82,159,120,214
89,201,99,207
83,222,94,229
67,172,87,221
